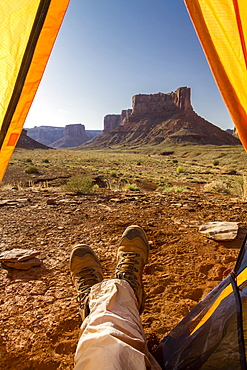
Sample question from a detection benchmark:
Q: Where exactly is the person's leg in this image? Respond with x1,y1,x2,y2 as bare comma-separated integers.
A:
70,226,161,370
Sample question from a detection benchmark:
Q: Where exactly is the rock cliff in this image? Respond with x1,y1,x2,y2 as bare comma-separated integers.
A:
86,87,240,147
51,124,90,148
103,115,121,134
130,87,192,119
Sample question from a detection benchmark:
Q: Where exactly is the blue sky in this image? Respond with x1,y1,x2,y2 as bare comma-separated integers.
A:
24,0,234,131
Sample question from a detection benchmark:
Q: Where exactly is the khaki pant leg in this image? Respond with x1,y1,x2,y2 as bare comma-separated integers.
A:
74,279,161,370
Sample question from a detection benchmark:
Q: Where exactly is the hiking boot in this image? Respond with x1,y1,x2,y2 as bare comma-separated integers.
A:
115,225,149,314
70,244,103,320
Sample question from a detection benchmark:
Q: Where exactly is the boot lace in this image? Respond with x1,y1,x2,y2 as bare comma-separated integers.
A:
76,267,99,308
116,252,140,294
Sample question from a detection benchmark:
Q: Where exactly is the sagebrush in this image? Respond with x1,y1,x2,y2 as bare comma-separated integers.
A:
63,174,94,194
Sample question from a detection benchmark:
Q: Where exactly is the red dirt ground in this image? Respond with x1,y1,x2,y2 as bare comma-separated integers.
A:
0,187,246,369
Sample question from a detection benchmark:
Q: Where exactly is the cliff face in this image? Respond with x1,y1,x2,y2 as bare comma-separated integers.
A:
51,124,90,148
130,87,192,119
121,109,133,125
103,115,121,134
87,87,240,148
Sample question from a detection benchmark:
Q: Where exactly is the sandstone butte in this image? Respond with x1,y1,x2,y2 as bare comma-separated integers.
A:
84,87,240,148
50,124,90,149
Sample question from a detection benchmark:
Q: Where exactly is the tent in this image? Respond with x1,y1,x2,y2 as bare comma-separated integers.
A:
153,234,247,369
0,1,247,368
184,0,247,149
0,0,70,181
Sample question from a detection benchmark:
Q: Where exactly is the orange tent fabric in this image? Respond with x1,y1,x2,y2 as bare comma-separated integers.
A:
184,0,247,149
0,0,70,181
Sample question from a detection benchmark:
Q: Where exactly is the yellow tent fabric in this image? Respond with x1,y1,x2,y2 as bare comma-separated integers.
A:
184,0,247,149
0,0,70,181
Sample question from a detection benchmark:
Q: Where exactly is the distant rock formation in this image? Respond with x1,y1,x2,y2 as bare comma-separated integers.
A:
86,130,102,139
27,126,64,146
121,109,132,125
51,124,90,148
26,126,102,146
103,115,121,134
85,87,240,148
104,110,133,134
17,130,51,149
131,87,192,119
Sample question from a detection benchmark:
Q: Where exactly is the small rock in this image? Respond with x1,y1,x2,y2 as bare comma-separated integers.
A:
0,200,12,206
199,221,239,241
183,206,195,212
110,198,123,203
0,199,29,207
46,199,56,205
0,248,40,262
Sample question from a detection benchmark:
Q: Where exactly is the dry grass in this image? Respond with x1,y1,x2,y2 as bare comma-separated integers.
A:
203,180,230,194
234,175,247,200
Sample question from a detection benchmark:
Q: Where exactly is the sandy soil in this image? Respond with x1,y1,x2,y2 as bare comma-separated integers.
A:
0,186,246,369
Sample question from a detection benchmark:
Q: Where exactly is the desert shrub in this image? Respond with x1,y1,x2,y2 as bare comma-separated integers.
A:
213,159,219,166
63,174,93,194
110,172,118,178
203,180,230,194
176,166,184,174
25,158,32,163
25,166,39,174
234,175,247,199
42,159,49,163
172,159,178,164
124,183,141,191
162,186,188,193
137,161,142,165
